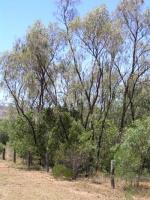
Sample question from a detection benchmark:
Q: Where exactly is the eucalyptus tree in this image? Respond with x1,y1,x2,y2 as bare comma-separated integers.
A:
72,8,124,166
0,21,62,162
115,0,150,134
56,0,123,168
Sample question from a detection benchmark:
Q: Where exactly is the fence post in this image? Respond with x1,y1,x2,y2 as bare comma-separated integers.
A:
110,160,115,189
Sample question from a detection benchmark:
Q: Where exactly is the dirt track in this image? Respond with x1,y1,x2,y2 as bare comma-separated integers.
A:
0,160,149,200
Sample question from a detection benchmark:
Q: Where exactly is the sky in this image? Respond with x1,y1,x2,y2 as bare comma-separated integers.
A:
0,0,125,53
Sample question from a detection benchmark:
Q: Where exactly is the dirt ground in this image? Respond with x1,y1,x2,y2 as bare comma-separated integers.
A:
0,160,149,200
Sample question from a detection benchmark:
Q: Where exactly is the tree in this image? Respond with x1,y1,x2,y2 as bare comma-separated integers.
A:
115,0,150,135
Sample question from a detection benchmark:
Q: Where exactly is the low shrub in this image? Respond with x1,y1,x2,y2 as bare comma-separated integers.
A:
52,164,73,179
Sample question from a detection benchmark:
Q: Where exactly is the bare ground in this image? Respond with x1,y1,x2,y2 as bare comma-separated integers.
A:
0,160,149,200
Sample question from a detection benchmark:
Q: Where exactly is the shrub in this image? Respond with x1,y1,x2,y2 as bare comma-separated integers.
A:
52,164,73,179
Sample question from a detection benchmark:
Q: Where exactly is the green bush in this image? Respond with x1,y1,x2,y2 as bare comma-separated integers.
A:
52,164,73,179
115,117,150,181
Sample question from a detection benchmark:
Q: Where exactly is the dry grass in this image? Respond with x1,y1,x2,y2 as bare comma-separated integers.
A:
124,183,150,200
0,160,149,200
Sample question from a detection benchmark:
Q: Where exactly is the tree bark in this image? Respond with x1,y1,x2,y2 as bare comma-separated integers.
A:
45,152,49,172
110,160,115,189
13,149,16,163
27,151,31,169
2,148,5,160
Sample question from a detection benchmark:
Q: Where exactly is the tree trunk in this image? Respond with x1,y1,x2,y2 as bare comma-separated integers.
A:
39,158,42,166
119,86,129,137
27,151,31,169
96,102,111,170
2,148,5,160
110,160,115,189
45,152,49,172
130,100,135,121
13,149,16,163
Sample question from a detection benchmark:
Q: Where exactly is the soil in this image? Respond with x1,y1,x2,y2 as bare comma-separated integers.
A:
0,160,149,200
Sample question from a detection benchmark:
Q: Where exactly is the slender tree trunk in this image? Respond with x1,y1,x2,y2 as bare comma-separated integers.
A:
4,74,37,146
2,148,5,160
119,86,129,133
13,149,16,163
96,122,105,171
96,101,111,170
130,101,135,121
45,152,49,172
110,160,115,189
39,158,42,166
27,151,31,169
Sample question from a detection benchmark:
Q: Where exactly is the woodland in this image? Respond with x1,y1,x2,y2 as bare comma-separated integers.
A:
0,0,150,186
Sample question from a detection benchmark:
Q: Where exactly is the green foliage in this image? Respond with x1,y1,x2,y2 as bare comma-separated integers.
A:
0,120,9,145
52,164,73,179
94,119,118,171
47,111,96,176
8,114,37,157
115,117,150,180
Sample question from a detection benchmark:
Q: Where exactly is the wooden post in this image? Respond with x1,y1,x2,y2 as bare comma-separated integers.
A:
2,148,5,160
45,152,49,172
110,160,115,189
13,149,16,163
